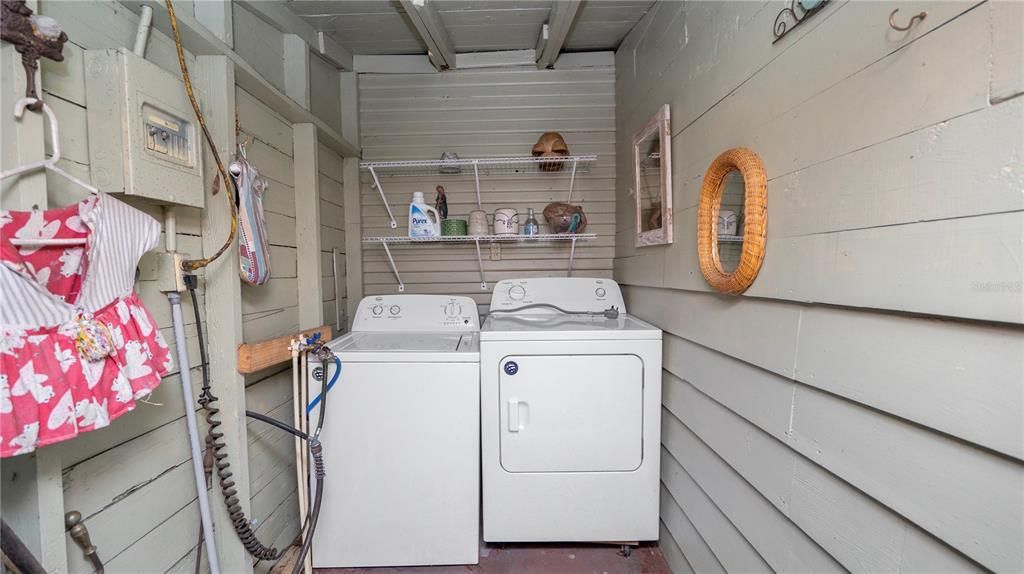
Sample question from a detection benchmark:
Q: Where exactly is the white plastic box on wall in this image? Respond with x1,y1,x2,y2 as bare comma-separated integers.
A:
84,48,204,208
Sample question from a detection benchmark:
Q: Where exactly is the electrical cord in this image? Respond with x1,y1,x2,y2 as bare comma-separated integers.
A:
488,302,620,319
185,275,330,572
165,0,238,272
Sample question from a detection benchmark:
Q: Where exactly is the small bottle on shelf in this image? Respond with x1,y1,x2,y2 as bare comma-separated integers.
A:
523,208,540,236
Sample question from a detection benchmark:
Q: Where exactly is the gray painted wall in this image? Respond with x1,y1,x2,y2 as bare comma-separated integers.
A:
613,1,1023,572
357,63,617,311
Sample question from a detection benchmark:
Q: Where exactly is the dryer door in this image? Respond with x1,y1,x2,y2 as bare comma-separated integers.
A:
498,354,643,472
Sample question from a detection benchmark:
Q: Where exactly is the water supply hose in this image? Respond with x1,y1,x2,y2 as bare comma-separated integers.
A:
186,276,333,572
488,302,620,319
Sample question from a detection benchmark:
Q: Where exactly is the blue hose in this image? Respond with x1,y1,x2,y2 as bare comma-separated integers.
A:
306,356,341,414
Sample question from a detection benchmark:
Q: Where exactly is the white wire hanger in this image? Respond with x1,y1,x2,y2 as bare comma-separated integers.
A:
1,97,99,247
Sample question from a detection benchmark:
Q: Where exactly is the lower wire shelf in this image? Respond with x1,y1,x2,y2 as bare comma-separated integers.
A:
362,233,597,291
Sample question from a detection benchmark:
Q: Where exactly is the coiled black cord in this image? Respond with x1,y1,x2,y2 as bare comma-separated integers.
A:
186,276,330,572
186,275,282,561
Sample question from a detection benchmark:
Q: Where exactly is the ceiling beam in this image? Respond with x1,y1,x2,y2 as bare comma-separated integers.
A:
399,0,456,71
535,0,582,69
235,0,353,70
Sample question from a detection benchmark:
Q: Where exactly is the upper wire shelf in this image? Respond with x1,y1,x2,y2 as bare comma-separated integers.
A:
362,233,596,244
360,155,597,178
361,155,598,229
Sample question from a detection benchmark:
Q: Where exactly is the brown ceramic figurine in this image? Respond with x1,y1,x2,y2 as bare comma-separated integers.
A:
543,202,587,234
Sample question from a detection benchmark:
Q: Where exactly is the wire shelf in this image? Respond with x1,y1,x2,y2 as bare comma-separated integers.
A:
717,234,744,244
360,155,597,178
363,233,597,244
363,233,596,292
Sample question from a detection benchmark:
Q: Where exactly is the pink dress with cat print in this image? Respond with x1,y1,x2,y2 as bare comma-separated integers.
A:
0,193,173,457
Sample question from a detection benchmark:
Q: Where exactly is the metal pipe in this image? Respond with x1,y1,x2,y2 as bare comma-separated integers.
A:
132,5,154,57
473,161,481,209
369,167,397,229
474,239,487,290
567,158,578,204
164,206,177,252
381,240,404,291
168,292,222,574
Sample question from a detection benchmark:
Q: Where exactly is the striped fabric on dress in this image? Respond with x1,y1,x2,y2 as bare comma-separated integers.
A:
0,193,172,457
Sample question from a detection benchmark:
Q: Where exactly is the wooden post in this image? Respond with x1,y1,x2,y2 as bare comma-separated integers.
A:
294,123,323,329
343,158,362,326
283,35,310,110
193,54,252,574
193,0,233,47
0,4,69,568
340,72,362,327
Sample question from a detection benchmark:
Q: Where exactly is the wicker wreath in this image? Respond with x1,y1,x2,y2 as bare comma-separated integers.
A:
696,148,767,294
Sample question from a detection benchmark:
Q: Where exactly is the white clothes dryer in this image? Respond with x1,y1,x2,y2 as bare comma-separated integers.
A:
480,278,662,542
309,294,480,568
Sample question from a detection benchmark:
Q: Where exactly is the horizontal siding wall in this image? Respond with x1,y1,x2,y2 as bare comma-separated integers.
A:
10,2,216,572
235,87,301,571
319,144,347,330
613,1,1024,573
358,65,616,310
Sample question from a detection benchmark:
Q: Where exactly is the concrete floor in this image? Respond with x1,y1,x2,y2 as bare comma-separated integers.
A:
316,543,671,574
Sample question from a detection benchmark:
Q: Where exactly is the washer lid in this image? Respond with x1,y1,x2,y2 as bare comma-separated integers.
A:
481,314,661,341
327,332,480,362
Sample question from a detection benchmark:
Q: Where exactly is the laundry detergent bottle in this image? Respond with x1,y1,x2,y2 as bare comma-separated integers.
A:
408,191,441,237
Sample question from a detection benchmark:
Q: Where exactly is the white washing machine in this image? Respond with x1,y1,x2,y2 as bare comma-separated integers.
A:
309,294,480,567
480,278,662,542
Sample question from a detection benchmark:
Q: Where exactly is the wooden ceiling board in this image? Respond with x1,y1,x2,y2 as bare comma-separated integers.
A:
435,0,550,52
565,0,656,51
283,0,656,56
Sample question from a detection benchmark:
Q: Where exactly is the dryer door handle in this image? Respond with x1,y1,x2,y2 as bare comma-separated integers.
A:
508,399,521,432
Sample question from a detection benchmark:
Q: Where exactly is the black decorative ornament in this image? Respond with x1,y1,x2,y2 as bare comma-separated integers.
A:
772,0,830,44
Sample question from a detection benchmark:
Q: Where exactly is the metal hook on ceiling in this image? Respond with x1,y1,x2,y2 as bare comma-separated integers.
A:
889,8,926,32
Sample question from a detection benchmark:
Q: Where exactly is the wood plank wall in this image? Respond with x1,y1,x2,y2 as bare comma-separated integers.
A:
319,144,347,330
19,2,216,572
613,2,1024,573
358,65,616,311
0,2,347,571
235,87,303,571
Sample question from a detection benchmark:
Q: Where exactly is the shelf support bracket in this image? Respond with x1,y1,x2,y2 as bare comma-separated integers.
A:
381,240,404,292
567,236,577,276
567,158,578,203
369,166,397,229
473,160,482,210
475,239,487,290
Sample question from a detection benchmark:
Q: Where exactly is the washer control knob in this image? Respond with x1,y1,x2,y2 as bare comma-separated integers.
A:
445,302,462,317
595,287,607,298
508,285,527,301
371,304,384,316
389,305,401,315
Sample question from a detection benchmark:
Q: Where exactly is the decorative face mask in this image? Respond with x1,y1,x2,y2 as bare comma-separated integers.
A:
532,132,570,172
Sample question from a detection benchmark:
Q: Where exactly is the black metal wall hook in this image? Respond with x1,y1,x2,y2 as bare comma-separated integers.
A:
0,0,68,111
889,8,927,32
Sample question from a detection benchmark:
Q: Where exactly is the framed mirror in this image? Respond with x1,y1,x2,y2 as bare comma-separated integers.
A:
633,104,672,246
697,148,767,294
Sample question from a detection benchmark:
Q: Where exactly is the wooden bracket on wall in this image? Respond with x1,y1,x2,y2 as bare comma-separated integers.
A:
237,325,333,374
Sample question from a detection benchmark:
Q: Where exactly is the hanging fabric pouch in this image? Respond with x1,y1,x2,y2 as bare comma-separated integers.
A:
230,144,272,285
